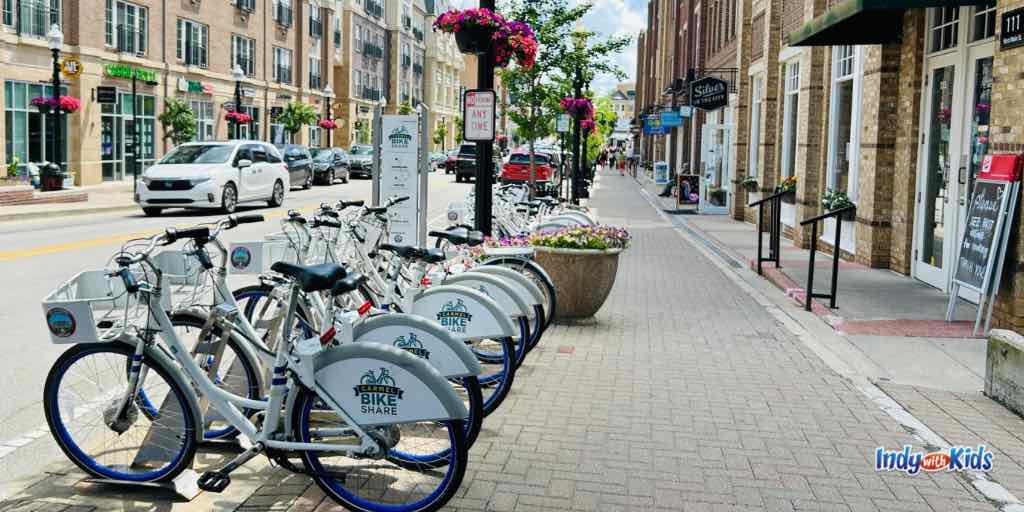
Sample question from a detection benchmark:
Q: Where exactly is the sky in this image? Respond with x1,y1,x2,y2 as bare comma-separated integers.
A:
450,0,645,94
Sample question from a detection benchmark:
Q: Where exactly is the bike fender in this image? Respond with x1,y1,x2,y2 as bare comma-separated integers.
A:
411,285,517,340
481,258,556,297
314,343,468,426
468,266,544,307
441,273,530,320
353,313,482,378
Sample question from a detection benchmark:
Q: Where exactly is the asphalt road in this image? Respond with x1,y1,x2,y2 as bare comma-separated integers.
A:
0,169,471,487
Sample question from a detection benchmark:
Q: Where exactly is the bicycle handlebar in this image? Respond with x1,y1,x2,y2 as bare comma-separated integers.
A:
165,226,210,244
312,217,342,229
228,214,264,228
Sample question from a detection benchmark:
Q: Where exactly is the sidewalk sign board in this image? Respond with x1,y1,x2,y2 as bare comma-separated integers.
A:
556,114,571,133
654,161,669,185
947,154,1021,334
463,89,495,142
373,110,428,246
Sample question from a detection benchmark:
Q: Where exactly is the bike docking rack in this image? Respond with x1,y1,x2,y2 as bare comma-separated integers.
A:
800,205,856,312
749,190,788,275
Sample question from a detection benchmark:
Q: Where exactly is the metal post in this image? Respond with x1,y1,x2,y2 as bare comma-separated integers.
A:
473,0,496,236
830,214,842,309
132,72,140,194
233,79,243,140
756,204,764,275
570,68,582,204
805,221,818,312
51,47,61,176
773,198,781,267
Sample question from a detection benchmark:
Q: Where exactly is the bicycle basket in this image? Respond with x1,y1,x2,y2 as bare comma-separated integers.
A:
150,249,213,309
41,269,167,344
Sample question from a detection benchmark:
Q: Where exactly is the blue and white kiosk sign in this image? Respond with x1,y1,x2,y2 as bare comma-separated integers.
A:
375,113,427,246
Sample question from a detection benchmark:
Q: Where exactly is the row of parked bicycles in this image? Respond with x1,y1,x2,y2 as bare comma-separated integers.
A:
39,183,596,512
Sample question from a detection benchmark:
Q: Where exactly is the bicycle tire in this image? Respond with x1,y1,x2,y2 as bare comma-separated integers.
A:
43,341,200,482
386,375,483,470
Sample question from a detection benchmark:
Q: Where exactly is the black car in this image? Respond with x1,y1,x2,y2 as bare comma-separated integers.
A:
454,143,500,183
274,144,314,189
310,148,351,185
348,145,374,178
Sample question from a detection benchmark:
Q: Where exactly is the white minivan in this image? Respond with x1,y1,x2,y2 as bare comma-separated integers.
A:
136,140,290,216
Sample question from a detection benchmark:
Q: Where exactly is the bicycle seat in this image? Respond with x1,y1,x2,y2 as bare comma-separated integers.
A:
331,272,368,296
270,262,347,292
379,244,447,264
429,228,485,247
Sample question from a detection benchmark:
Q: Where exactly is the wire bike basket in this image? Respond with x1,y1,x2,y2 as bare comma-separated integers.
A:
41,269,168,344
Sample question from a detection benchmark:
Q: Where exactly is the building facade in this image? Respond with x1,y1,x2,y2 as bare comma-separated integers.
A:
333,0,386,146
609,82,635,148
1,0,338,185
423,0,463,152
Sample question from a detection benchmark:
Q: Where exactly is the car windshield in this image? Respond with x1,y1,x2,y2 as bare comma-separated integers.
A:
509,154,549,165
160,145,234,164
310,149,333,161
351,146,372,155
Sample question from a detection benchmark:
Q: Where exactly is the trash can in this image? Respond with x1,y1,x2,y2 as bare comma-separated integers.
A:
40,163,65,192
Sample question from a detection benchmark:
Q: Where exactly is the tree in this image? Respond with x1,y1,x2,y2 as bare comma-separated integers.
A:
586,96,617,163
277,102,318,142
454,115,464,143
158,98,197,145
433,119,449,150
356,121,371,144
398,102,415,115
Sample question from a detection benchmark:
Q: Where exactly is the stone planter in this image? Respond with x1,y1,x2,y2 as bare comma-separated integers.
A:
533,247,622,320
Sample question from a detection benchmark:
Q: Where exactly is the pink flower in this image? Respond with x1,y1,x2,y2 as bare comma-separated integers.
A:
225,111,252,124
318,119,338,129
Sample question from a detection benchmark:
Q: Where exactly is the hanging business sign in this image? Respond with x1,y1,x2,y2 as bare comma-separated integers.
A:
660,110,682,127
60,57,82,80
375,114,427,246
463,89,495,142
556,114,571,133
96,86,118,104
690,76,728,111
176,77,209,94
1002,7,1024,50
643,114,668,135
679,106,694,118
104,64,158,82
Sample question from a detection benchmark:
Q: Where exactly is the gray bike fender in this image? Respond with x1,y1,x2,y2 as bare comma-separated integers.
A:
481,257,556,297
441,273,529,321
411,285,517,340
468,266,544,306
353,313,482,378
314,342,468,426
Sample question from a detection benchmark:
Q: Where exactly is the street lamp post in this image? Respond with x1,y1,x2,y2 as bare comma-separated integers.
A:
46,24,64,187
473,0,496,236
570,66,583,205
231,65,245,139
323,85,335,148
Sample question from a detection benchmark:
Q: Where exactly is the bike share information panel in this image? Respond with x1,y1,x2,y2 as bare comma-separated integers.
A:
377,114,426,246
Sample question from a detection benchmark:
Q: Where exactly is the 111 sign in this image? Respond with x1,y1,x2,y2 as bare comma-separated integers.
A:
1002,7,1024,49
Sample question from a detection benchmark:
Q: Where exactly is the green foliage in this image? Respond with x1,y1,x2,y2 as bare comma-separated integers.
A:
158,98,197,145
398,102,415,115
454,115,464,143
822,189,855,211
356,121,371,144
433,120,449,146
585,96,617,162
277,102,319,135
527,225,631,251
6,155,20,178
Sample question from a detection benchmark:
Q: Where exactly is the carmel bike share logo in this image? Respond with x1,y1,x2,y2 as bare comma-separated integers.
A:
354,368,404,416
387,126,413,148
394,332,430,359
437,298,473,334
46,308,76,337
230,246,253,270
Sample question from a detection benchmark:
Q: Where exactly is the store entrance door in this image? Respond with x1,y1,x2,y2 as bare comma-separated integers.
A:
699,123,732,214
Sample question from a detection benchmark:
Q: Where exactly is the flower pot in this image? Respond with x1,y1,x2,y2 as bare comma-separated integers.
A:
455,26,494,55
35,105,52,114
780,190,795,204
742,181,759,192
533,247,622,320
833,208,855,221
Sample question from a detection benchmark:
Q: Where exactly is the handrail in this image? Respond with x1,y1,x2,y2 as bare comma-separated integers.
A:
749,189,791,207
800,205,855,225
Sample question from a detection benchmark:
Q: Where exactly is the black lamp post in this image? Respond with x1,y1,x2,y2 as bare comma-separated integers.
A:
570,66,583,205
322,85,335,147
473,0,496,236
440,116,446,152
231,64,244,139
44,24,64,190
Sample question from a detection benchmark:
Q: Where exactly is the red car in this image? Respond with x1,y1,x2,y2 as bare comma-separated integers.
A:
501,152,557,191
444,150,458,174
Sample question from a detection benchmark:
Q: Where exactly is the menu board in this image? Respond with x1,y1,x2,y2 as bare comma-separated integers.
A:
953,180,1010,291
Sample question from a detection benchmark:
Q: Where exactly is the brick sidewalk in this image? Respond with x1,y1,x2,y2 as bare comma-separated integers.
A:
1,169,1005,511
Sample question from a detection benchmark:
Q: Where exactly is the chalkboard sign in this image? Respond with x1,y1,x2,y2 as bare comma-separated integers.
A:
953,180,1010,291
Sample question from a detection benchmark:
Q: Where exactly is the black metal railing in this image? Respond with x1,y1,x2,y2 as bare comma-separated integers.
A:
799,205,856,311
14,0,59,38
276,4,293,27
749,190,788,275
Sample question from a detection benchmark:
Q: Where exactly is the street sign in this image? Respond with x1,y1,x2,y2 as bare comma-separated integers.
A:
376,114,427,246
60,57,82,80
463,89,495,142
690,76,729,111
556,114,571,133
96,86,117,104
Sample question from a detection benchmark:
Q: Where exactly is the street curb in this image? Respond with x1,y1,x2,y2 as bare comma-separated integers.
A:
0,204,138,223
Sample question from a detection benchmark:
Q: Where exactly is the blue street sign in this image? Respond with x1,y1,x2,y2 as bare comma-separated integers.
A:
660,111,682,127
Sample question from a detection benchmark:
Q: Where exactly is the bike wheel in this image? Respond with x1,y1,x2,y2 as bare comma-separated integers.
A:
484,257,557,330
292,388,468,512
386,376,483,469
43,342,199,482
168,313,262,440
472,337,516,417
234,284,316,342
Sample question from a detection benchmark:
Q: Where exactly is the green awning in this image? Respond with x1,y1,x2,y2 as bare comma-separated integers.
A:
789,0,988,46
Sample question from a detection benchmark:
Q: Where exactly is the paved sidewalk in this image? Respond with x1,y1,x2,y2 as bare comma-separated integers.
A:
0,181,136,221
0,168,1011,511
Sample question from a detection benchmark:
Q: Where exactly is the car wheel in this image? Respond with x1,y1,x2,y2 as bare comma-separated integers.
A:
142,207,162,217
221,183,238,213
455,174,462,183
303,171,313,190
268,180,284,207
341,171,348,184
328,169,335,185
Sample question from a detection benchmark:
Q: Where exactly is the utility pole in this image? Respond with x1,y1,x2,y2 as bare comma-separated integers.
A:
570,66,582,205
473,0,496,235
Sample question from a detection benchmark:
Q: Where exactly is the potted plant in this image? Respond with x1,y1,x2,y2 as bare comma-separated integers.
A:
527,225,630,320
31,96,58,114
740,175,759,192
821,188,856,221
433,8,506,55
776,175,797,204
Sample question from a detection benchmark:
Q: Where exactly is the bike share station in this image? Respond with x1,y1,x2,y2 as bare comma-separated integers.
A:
371,105,430,246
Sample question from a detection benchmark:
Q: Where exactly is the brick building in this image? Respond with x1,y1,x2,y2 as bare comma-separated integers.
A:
334,0,388,146
423,0,464,153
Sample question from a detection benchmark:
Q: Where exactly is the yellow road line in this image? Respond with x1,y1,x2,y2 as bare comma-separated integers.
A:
0,203,320,262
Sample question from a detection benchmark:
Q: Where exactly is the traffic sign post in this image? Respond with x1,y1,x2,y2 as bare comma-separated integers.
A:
463,89,495,142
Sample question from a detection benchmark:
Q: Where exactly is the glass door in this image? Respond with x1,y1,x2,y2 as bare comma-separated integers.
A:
699,123,732,214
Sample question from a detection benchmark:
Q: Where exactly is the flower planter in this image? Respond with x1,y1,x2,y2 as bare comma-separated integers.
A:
742,181,759,192
533,247,622,320
780,190,795,204
833,208,856,222
35,105,53,115
455,26,493,55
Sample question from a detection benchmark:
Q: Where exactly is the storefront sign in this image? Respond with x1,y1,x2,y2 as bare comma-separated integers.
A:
242,88,257,97
556,114,571,133
96,86,118,104
60,57,82,79
690,76,728,111
1002,7,1024,50
177,77,209,94
104,64,158,82
643,114,668,135
679,106,693,117
654,161,669,185
377,114,426,246
463,89,495,142
660,111,682,127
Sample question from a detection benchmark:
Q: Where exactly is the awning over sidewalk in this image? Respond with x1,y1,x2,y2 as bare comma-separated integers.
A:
789,0,986,47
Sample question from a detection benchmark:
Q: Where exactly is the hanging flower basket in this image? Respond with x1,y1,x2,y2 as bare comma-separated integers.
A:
31,96,80,114
225,111,253,124
59,96,82,113
560,97,594,119
434,8,537,68
493,21,537,70
454,26,494,55
580,118,595,135
318,119,338,130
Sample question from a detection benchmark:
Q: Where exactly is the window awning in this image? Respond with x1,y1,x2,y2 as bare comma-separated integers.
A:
789,0,987,47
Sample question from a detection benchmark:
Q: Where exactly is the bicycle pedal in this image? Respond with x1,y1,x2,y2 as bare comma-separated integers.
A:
197,471,231,493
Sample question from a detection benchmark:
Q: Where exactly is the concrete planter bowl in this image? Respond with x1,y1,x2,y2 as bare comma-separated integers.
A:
533,247,622,320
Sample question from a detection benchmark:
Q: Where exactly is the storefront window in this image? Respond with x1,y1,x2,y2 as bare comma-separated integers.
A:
827,46,861,200
966,58,993,202
237,105,260,140
100,91,155,180
309,126,322,148
4,80,67,173
781,61,800,178
748,76,762,178
270,123,286,144
190,100,214,141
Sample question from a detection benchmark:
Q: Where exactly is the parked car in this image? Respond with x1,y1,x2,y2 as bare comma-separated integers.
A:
136,140,289,215
274,144,314,189
429,152,446,171
349,145,374,178
310,148,350,185
501,151,558,195
444,149,458,174
454,143,500,183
